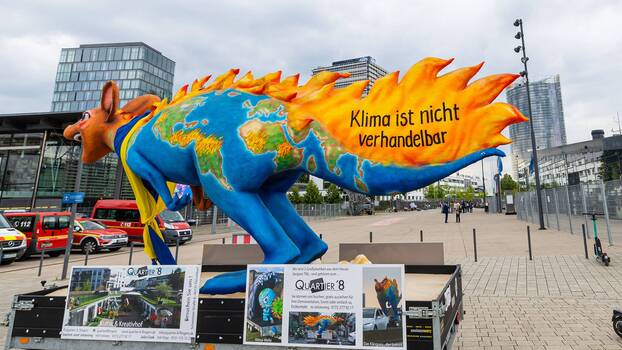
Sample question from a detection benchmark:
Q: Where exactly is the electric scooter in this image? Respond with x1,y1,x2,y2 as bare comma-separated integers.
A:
583,212,611,266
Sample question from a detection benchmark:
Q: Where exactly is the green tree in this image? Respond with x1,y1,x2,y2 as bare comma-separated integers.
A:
457,185,474,200
425,184,446,199
500,174,518,192
324,184,342,203
288,185,302,204
600,150,622,181
154,282,173,302
303,181,323,204
298,173,310,183
170,268,184,290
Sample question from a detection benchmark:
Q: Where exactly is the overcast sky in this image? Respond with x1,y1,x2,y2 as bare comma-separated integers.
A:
1,0,620,191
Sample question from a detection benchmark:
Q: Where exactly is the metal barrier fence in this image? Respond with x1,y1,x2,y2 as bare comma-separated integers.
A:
514,180,622,245
183,203,348,233
486,195,500,214
76,202,347,235
292,203,349,220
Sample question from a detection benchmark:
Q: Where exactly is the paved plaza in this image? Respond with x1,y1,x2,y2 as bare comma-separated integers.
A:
1,209,622,349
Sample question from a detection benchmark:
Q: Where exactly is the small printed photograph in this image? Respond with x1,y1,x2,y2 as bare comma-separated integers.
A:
362,266,404,347
288,312,356,346
245,266,284,343
64,266,186,329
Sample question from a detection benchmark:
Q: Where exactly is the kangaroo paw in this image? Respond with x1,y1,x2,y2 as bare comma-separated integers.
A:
206,270,246,281
200,273,246,294
293,239,328,264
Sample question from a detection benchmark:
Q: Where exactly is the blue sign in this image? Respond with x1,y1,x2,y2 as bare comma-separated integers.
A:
62,192,85,204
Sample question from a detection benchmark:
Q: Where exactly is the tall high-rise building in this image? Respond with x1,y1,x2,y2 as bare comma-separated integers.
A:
312,56,388,96
506,75,567,181
51,42,175,112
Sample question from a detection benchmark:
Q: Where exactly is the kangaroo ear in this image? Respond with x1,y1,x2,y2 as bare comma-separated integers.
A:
101,81,119,121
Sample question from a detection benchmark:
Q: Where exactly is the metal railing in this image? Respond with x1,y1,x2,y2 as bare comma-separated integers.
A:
183,203,348,233
514,180,622,245
292,203,349,220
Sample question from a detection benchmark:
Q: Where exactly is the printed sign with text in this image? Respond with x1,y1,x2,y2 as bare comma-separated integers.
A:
244,264,405,349
61,265,200,343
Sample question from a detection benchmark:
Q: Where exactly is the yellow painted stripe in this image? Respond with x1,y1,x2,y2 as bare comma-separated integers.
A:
119,115,172,260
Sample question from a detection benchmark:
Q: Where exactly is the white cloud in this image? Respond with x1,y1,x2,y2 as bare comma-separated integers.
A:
0,0,620,179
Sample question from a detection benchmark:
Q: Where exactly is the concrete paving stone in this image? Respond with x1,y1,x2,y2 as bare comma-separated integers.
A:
1,210,622,349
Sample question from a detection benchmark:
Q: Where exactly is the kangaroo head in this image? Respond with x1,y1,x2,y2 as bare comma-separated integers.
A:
63,81,160,163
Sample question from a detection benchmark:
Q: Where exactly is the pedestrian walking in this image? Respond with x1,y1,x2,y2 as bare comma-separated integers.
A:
454,201,461,223
441,202,449,223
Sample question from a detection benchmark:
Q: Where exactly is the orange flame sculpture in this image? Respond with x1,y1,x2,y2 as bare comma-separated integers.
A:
154,57,526,168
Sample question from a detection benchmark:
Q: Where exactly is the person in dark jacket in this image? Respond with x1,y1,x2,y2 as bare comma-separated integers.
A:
441,202,449,223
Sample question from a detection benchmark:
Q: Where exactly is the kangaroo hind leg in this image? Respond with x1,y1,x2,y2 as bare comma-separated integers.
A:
199,190,300,294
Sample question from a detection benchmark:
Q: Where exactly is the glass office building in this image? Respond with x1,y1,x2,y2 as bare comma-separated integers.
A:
312,56,388,96
507,75,567,180
32,42,176,211
51,42,175,112
0,112,133,212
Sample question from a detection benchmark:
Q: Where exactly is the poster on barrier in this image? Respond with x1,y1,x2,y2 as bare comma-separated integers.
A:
61,265,200,343
244,264,405,349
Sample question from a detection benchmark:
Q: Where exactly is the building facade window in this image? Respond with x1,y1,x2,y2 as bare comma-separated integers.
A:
51,42,175,113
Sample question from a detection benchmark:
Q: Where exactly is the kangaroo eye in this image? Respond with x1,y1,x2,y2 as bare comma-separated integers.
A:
81,112,91,121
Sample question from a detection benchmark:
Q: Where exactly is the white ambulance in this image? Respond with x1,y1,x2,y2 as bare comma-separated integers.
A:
0,213,27,265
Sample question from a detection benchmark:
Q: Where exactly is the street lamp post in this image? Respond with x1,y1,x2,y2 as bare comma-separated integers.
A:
514,18,546,230
481,160,486,202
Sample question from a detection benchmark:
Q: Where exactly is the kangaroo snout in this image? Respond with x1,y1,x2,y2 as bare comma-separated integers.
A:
63,122,80,142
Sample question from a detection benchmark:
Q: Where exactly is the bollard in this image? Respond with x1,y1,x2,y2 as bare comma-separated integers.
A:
527,226,532,261
472,228,477,262
582,224,589,259
369,231,373,243
84,248,89,266
38,248,45,277
128,242,134,265
420,230,423,242
319,233,323,263
175,237,180,263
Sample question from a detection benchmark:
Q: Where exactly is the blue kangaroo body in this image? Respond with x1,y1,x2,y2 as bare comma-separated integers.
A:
119,90,504,294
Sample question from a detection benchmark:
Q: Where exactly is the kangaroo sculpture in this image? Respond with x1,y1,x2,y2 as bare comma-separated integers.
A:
63,57,526,294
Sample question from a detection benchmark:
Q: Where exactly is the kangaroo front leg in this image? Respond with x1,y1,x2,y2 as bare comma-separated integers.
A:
128,152,190,211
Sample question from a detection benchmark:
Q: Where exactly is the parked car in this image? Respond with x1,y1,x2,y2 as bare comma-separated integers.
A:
159,210,193,244
0,213,27,265
4,212,70,259
73,218,128,254
362,307,389,331
91,200,192,244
